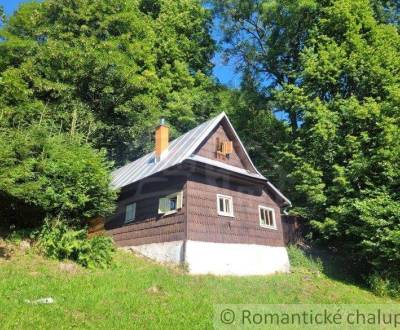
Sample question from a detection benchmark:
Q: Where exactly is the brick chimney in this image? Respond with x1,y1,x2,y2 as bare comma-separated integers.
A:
155,118,169,160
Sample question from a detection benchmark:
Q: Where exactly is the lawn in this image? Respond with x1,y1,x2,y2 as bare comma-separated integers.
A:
0,245,396,329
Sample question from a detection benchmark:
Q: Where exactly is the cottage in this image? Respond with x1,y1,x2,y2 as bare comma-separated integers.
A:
105,112,291,275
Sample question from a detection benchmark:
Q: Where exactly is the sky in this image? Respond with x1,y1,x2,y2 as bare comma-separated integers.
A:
0,0,241,87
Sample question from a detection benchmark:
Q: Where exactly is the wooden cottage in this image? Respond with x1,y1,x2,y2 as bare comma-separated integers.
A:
106,112,291,275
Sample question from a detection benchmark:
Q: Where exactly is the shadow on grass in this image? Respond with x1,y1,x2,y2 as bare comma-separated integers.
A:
298,243,366,288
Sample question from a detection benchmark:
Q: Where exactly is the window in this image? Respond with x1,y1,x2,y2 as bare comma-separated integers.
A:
125,203,136,223
159,191,183,215
259,206,276,229
217,194,234,217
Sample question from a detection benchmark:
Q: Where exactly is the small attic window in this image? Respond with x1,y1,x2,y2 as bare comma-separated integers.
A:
216,138,233,159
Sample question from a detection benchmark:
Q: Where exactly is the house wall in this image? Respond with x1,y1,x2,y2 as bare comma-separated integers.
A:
186,173,285,247
105,168,289,275
105,172,187,247
194,123,254,172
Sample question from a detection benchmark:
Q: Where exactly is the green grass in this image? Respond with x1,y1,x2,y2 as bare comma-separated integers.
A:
0,245,397,329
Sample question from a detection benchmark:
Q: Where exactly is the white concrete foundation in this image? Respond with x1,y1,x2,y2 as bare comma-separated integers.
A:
185,240,290,275
124,240,290,275
126,240,184,264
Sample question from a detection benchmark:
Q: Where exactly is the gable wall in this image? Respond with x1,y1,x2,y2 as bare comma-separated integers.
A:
105,171,188,247
186,173,285,247
194,123,253,172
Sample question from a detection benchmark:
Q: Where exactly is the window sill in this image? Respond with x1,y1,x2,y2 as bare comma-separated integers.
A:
159,209,181,217
260,224,278,230
218,213,235,218
164,209,178,216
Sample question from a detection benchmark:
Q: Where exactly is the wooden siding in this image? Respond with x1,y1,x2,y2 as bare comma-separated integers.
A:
194,123,254,172
105,173,187,247
186,173,285,247
282,215,304,245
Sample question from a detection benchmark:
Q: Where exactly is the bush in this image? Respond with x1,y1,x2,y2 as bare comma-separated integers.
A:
0,126,117,228
36,219,115,269
367,273,400,299
6,228,34,245
314,192,400,283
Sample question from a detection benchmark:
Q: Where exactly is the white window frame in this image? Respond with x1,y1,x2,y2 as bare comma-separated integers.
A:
216,194,234,217
158,191,183,215
124,203,136,224
258,205,277,229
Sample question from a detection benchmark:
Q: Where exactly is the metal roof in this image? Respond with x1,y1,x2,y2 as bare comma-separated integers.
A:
111,112,291,206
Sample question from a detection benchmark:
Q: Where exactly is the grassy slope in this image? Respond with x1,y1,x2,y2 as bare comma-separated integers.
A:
0,248,396,330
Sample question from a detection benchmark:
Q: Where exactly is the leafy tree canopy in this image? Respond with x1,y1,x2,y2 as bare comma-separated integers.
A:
280,0,400,277
0,0,218,165
0,125,117,228
215,0,400,281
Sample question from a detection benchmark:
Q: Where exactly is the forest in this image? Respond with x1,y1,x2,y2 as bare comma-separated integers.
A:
0,0,399,295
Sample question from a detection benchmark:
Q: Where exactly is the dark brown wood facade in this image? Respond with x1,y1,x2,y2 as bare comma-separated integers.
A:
186,173,285,247
106,122,286,248
105,168,188,247
106,168,285,248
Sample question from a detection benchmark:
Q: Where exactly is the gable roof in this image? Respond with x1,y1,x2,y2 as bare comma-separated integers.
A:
111,112,291,207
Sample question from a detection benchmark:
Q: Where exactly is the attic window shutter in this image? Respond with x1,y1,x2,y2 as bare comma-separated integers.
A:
224,141,233,154
176,191,183,209
158,197,169,214
222,141,227,154
217,140,233,157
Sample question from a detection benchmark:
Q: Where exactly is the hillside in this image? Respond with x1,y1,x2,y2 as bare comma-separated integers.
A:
0,245,396,329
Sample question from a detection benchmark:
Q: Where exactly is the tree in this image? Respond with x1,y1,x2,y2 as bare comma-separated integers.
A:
216,0,400,285
218,72,290,186
0,125,117,228
0,0,217,166
213,0,320,133
276,0,400,280
370,0,399,26
0,6,4,25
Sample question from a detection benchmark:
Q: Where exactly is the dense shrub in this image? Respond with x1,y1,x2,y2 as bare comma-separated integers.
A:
36,219,115,269
0,126,117,228
367,273,400,299
317,192,400,278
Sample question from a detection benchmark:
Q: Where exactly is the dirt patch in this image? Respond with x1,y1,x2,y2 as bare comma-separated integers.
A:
147,285,164,295
0,241,13,260
59,262,79,274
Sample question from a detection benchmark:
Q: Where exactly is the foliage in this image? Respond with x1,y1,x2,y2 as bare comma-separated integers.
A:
0,0,218,166
36,219,115,269
218,76,290,185
370,0,400,25
0,6,4,25
0,125,117,227
213,0,320,132
215,0,400,285
5,229,34,245
277,0,400,280
367,273,400,298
